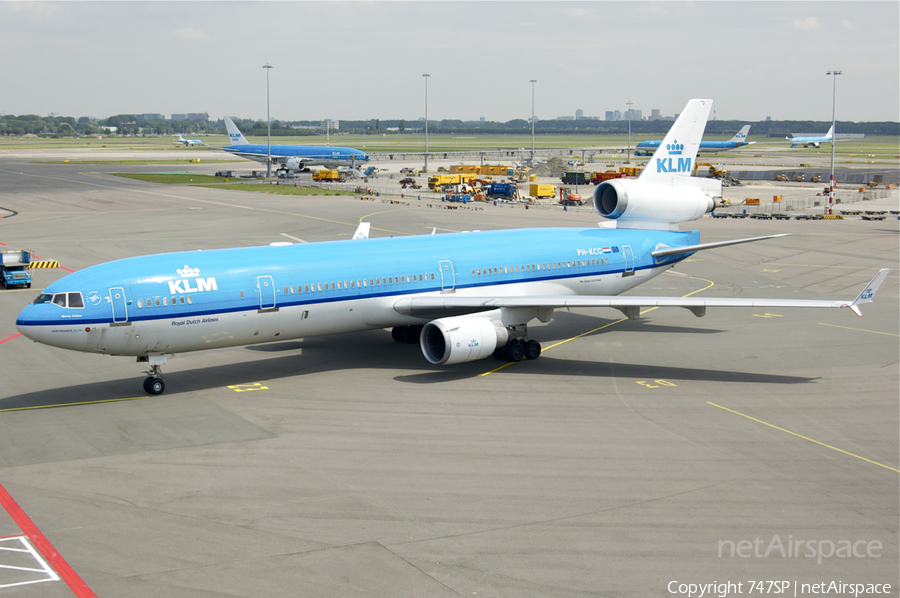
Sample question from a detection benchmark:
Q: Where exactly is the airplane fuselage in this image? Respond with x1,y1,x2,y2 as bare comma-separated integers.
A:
223,144,369,169
16,227,695,357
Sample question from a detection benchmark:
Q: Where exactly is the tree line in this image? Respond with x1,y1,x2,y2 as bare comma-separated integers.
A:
2,114,897,138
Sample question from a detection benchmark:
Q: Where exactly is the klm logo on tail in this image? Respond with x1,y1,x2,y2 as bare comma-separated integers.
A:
656,140,691,174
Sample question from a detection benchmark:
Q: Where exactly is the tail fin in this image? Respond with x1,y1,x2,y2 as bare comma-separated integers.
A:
729,125,751,144
639,99,712,181
824,125,834,140
224,116,249,146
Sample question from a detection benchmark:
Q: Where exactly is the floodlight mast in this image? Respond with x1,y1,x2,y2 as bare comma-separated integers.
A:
263,63,273,179
826,70,842,214
423,74,430,173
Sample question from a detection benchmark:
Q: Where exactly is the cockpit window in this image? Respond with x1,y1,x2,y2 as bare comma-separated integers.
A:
67,292,84,308
37,292,85,309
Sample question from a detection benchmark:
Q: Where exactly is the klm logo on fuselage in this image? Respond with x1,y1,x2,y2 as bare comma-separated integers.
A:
168,265,217,295
656,140,691,174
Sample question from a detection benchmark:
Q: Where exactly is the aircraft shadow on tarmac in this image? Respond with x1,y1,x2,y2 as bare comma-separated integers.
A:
0,318,816,410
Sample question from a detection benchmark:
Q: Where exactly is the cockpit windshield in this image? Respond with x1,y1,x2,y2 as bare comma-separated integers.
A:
33,292,84,308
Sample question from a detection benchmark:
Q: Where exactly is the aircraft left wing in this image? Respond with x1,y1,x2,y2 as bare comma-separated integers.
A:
394,269,890,319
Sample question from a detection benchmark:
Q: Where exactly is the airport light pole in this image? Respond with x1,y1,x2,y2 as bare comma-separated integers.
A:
263,63,273,179
423,73,430,173
626,100,633,164
826,70,842,214
530,79,536,166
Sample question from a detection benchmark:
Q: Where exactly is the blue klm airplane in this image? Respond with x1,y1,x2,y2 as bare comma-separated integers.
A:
636,125,754,155
222,116,369,173
16,100,888,395
787,125,834,148
175,134,205,147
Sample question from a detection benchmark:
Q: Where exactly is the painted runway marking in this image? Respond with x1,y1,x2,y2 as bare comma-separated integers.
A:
0,535,60,589
0,485,97,597
0,396,149,412
0,334,21,346
708,402,899,473
818,323,899,337
227,382,269,393
278,233,307,243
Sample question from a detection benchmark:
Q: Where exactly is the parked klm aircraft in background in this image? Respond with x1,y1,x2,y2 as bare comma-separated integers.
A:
174,135,205,147
636,125,754,155
787,125,834,148
16,100,888,395
222,116,369,174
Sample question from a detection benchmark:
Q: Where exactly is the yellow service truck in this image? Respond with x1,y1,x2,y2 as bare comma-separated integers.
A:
529,183,556,198
313,170,343,182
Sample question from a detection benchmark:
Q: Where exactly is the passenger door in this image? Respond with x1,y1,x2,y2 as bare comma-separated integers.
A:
257,275,276,309
439,260,455,292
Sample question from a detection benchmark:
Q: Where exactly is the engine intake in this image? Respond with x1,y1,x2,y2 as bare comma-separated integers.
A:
420,316,509,365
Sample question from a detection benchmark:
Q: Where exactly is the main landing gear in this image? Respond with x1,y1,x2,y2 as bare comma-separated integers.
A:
391,325,423,344
493,338,542,362
138,354,167,395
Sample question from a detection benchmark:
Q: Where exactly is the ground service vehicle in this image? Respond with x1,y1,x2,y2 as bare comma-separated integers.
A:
529,184,556,198
0,249,32,288
561,172,590,185
485,183,518,200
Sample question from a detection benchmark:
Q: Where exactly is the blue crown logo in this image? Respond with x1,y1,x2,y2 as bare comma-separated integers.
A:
666,140,684,156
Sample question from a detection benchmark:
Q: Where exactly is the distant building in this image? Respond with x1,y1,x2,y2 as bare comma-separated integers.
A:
575,109,583,119
650,109,661,121
135,113,164,121
605,110,622,121
171,113,209,122
556,116,575,121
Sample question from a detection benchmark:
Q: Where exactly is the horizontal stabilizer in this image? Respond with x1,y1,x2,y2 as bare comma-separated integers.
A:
651,233,790,258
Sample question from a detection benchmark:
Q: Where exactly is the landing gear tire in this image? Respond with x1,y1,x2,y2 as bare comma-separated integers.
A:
402,325,422,344
507,341,525,362
143,377,165,395
493,345,508,360
524,340,542,360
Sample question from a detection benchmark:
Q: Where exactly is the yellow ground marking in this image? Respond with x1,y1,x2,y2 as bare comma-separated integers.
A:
0,395,150,411
708,402,899,473
752,313,784,318
480,273,715,376
818,323,900,337
227,382,269,392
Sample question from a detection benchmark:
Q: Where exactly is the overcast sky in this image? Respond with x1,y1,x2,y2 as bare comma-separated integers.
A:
1,1,898,123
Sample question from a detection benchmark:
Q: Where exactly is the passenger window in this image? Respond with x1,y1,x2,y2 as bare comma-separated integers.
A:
155,298,161,306
52,294,67,307
382,277,386,285
179,296,185,304
304,285,309,292
337,282,342,289
137,299,143,308
187,296,193,304
330,282,335,290
163,297,169,306
283,286,288,294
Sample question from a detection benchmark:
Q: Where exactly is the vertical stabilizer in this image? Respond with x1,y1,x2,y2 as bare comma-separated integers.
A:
729,125,751,144
224,116,249,146
639,99,712,181
824,124,834,140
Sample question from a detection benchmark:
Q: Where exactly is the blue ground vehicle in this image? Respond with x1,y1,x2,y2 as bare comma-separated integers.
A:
0,249,32,288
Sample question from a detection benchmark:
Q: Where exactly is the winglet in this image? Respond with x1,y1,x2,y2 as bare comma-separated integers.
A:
352,222,370,240
846,268,890,316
